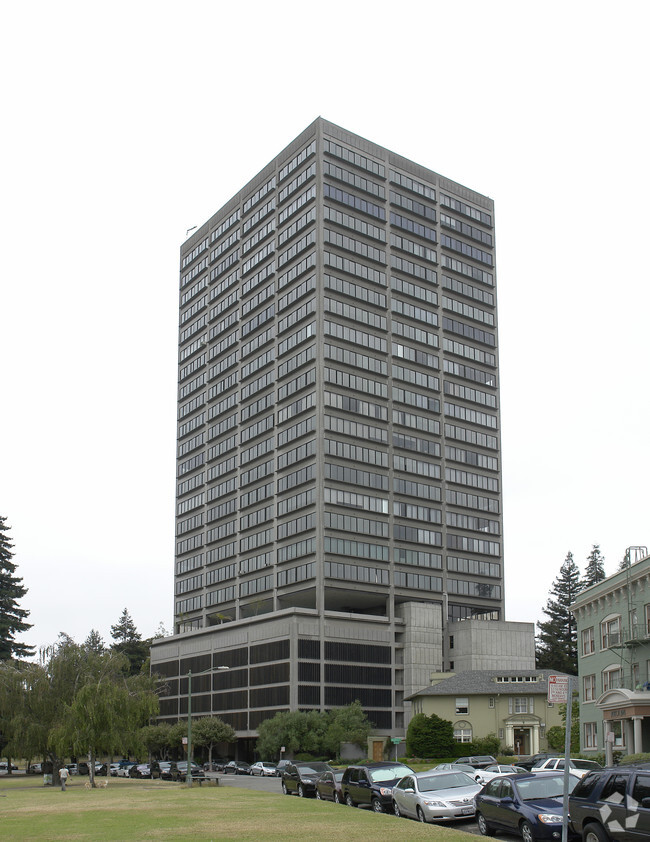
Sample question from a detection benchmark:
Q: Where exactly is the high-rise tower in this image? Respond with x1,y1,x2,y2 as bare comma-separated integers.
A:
152,118,504,746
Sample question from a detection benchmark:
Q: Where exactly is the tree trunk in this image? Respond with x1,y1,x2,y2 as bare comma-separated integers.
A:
89,750,96,788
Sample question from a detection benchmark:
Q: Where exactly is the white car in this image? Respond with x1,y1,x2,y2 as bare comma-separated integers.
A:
479,764,529,782
109,763,121,776
116,763,138,778
530,758,602,778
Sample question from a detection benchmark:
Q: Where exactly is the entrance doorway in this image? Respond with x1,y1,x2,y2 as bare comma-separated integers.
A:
513,728,530,756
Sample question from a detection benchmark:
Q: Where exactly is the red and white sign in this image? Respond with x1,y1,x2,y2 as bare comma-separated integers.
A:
547,674,570,703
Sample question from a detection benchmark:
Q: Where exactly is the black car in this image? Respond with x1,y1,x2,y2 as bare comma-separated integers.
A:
569,764,650,842
224,760,251,775
282,762,333,797
316,769,344,803
517,752,557,772
341,761,414,813
168,761,202,782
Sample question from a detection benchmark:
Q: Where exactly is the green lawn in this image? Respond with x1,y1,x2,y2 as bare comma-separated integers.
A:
0,777,473,841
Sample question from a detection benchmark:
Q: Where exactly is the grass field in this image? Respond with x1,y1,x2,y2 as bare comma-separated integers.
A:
0,776,473,841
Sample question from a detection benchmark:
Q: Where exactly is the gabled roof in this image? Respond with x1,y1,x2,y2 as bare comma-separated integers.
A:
406,669,574,700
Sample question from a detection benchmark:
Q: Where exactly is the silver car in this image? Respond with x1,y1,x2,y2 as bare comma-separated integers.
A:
392,770,482,823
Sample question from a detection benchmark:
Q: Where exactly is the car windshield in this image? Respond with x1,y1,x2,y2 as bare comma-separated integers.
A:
517,776,578,800
297,762,330,773
420,773,475,791
369,765,412,782
571,760,601,770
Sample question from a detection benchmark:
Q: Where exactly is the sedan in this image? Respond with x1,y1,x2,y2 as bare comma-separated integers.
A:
432,763,486,783
224,761,251,775
530,758,602,779
316,769,344,803
480,764,529,782
116,764,137,778
475,772,578,841
393,770,482,823
250,761,278,777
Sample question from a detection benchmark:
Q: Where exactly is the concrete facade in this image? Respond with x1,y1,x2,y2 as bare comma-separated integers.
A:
572,551,650,755
155,118,510,745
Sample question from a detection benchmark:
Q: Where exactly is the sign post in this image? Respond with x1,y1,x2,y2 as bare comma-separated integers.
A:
391,737,402,762
548,674,572,842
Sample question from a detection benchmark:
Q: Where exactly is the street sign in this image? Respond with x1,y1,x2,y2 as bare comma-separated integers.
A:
548,674,570,703
391,737,402,744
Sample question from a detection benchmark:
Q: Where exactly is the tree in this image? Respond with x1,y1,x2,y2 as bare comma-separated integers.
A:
320,700,371,756
0,516,34,660
582,544,606,589
256,710,327,760
406,712,455,758
192,717,236,766
83,629,106,653
50,652,159,786
546,697,580,753
110,608,150,676
139,723,174,760
536,551,581,674
1,634,160,785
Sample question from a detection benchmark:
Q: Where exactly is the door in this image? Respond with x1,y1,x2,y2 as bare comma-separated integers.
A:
514,728,529,755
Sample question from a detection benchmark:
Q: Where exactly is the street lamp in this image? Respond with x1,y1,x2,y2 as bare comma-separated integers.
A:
186,665,229,787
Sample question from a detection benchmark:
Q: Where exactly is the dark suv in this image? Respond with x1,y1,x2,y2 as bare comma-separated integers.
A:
341,761,414,813
281,761,332,797
569,764,650,841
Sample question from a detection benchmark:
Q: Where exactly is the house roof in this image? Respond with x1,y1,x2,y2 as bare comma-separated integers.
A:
406,669,574,701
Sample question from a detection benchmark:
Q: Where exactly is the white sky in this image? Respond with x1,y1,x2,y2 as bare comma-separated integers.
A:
1,1,648,653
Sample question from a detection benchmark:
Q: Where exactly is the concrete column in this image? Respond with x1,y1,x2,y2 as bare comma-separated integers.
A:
506,725,514,752
603,720,613,766
531,726,539,755
625,719,634,753
633,717,643,753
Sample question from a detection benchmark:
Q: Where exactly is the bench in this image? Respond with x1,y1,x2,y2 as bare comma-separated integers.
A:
189,775,219,786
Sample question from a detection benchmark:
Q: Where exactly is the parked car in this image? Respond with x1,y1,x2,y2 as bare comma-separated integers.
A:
130,763,157,778
282,761,333,798
276,759,292,775
517,752,557,772
250,761,278,777
531,757,603,779
569,764,650,842
455,755,498,770
27,763,44,774
203,760,226,772
316,769,344,803
0,762,19,772
432,762,486,783
157,762,172,780
109,763,121,776
224,760,251,775
475,772,579,841
116,762,138,778
66,764,79,775
93,763,108,776
77,762,90,775
169,761,202,782
341,761,415,813
392,769,482,823
480,764,530,782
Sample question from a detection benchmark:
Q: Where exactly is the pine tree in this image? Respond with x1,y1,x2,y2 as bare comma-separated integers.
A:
110,608,149,675
536,551,581,674
0,516,34,660
582,544,606,589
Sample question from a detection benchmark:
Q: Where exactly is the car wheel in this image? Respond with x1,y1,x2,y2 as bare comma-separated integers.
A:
345,793,355,807
298,784,305,797
583,825,611,842
521,820,535,842
417,806,427,823
282,781,289,795
477,812,496,836
334,792,341,804
372,798,384,813
393,801,403,818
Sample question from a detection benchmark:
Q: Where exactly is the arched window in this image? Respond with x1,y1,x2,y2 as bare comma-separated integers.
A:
454,720,472,742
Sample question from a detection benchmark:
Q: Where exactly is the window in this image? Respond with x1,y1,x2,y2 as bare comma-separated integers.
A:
455,697,469,714
488,697,495,708
582,627,595,656
646,604,650,635
584,722,597,748
601,616,621,649
454,720,472,742
602,666,623,692
583,674,596,702
609,721,625,748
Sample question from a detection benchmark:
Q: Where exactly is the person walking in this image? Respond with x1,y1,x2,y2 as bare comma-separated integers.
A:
59,766,69,791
